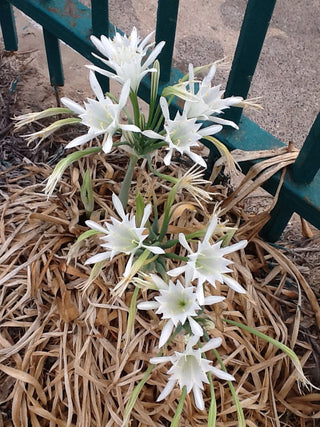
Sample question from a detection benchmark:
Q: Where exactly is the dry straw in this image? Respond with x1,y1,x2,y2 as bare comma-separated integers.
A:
0,147,320,426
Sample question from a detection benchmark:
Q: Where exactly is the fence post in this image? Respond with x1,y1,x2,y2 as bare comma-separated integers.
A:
91,0,109,92
223,0,276,125
156,0,179,83
0,0,18,50
43,28,64,86
291,113,320,184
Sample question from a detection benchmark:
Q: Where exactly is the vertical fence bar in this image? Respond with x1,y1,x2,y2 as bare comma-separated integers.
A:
0,0,18,50
223,0,276,125
91,0,109,92
156,0,179,83
43,27,64,86
291,113,320,184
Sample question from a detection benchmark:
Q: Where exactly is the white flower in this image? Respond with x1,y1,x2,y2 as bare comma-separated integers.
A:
184,63,243,129
61,72,140,153
168,215,247,304
88,27,165,92
137,274,225,347
143,97,222,167
150,335,235,410
85,194,164,277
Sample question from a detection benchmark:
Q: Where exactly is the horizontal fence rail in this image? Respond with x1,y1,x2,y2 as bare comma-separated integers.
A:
1,0,319,241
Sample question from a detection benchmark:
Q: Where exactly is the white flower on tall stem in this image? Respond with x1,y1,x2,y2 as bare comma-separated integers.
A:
150,335,235,410
61,72,140,153
85,194,164,277
137,274,225,347
143,97,222,167
184,63,243,129
168,215,247,304
88,27,165,92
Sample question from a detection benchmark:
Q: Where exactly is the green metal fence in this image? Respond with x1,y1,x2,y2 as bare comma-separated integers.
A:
1,0,319,241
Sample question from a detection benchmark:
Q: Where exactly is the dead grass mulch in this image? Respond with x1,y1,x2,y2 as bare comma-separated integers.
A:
0,148,320,426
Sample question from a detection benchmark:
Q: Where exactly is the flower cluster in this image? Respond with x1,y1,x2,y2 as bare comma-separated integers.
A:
15,26,255,419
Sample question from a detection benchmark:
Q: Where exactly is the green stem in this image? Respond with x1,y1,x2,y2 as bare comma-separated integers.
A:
213,349,245,427
118,155,138,209
208,374,217,427
129,91,140,127
147,157,177,184
170,386,187,427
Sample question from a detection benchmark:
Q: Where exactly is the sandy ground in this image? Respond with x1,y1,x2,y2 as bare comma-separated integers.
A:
0,0,319,150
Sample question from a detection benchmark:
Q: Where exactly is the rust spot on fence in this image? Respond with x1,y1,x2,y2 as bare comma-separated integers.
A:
63,0,81,19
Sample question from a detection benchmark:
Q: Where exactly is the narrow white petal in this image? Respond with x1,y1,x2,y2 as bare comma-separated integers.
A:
209,366,235,382
85,220,107,234
143,41,165,69
89,70,104,102
200,337,222,353
102,133,114,154
145,245,165,254
61,97,85,115
118,79,131,109
159,320,174,347
188,151,207,168
208,116,239,129
86,63,116,80
167,265,186,277
142,129,165,140
220,239,247,255
137,301,159,310
196,283,205,306
156,379,176,401
65,133,97,148
85,251,110,264
163,150,172,166
112,193,126,220
198,124,223,137
193,385,205,410
120,124,141,133
203,295,225,305
149,355,173,365
141,203,152,227
204,215,218,242
123,253,134,277
188,316,203,337
178,233,193,253
160,96,170,121
222,274,246,294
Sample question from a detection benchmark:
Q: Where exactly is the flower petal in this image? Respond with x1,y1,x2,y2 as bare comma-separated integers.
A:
159,320,174,347
137,301,159,310
203,295,225,305
188,316,203,337
85,251,111,264
61,97,85,115
156,378,176,401
193,384,205,410
85,220,107,234
209,366,235,382
112,193,126,220
222,274,246,293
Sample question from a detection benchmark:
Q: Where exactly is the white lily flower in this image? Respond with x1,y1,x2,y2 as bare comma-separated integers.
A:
168,215,247,304
137,274,225,347
143,97,222,167
61,72,140,153
184,63,243,129
150,335,235,410
89,27,165,92
85,194,164,277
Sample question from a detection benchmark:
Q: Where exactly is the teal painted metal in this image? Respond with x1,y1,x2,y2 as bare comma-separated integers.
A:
91,0,109,37
0,0,17,50
91,0,110,92
1,0,320,242
223,0,277,125
43,28,64,86
156,0,179,83
291,113,320,184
